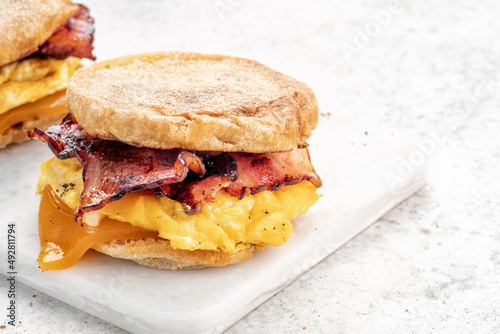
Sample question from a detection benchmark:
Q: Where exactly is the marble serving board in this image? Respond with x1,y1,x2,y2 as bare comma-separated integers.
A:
0,117,427,333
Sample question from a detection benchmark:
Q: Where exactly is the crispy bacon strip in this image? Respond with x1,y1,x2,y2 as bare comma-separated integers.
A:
29,117,321,219
80,144,205,217
226,150,322,199
35,5,96,60
26,114,94,163
28,116,205,220
160,153,238,213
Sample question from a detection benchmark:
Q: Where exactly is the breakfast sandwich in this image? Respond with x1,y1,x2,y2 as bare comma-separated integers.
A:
0,0,95,148
28,52,322,270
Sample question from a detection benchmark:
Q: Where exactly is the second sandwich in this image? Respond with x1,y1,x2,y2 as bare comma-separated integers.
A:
0,0,95,148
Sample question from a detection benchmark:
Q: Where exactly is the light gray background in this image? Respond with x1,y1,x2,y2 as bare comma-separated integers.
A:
1,0,499,333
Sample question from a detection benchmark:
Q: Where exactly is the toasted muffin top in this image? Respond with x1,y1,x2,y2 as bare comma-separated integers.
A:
67,52,318,153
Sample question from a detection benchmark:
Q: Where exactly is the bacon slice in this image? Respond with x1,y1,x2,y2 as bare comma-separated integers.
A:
80,144,205,217
28,116,205,220
226,150,322,199
35,5,96,60
26,114,94,163
160,153,238,213
29,117,321,220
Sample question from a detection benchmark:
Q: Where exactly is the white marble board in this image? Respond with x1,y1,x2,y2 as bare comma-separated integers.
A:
0,115,427,333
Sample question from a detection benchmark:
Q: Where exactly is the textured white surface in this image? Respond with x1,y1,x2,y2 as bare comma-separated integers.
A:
1,0,499,333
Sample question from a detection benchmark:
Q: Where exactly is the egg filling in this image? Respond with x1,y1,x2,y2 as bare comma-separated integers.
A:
37,157,320,266
0,57,80,115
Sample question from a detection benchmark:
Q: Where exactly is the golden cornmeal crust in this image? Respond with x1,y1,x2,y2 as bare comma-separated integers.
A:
92,238,257,270
0,0,79,67
0,114,65,149
67,52,318,153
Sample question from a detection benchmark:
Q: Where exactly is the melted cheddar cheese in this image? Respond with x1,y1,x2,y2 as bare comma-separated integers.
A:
0,90,68,134
38,186,159,270
37,157,320,256
0,57,80,115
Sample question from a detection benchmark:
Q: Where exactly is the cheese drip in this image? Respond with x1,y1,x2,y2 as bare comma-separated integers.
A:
38,186,158,270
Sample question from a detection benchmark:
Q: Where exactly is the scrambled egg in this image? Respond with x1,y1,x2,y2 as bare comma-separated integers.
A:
38,157,320,252
0,57,80,114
